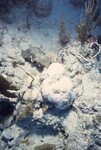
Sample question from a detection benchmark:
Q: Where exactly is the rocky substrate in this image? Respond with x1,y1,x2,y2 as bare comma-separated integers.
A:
0,36,101,150
0,1,101,149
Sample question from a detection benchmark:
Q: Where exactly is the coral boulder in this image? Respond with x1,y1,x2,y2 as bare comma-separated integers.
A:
41,63,75,110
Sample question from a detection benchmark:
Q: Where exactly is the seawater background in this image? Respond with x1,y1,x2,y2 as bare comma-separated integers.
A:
0,0,86,55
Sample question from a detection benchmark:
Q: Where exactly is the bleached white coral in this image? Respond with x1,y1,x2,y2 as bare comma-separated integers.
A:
46,63,65,77
41,63,75,110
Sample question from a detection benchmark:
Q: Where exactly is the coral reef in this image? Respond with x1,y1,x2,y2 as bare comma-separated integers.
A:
0,1,101,150
0,41,101,149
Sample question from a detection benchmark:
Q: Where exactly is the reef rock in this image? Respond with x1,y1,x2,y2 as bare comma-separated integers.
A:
21,88,39,104
21,47,50,71
41,63,75,110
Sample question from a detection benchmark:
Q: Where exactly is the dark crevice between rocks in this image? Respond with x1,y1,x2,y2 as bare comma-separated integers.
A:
0,74,18,98
17,118,58,136
97,35,101,44
31,62,45,72
0,98,15,123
